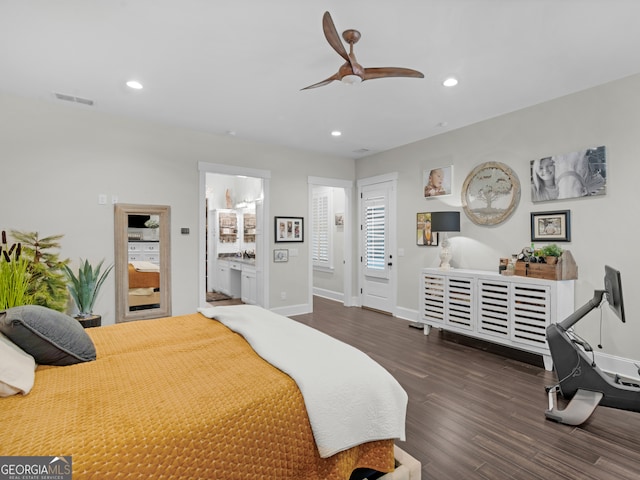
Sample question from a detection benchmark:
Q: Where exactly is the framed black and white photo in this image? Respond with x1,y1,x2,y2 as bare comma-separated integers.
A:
274,216,304,243
531,146,606,202
416,212,438,246
423,165,453,198
531,210,571,242
273,249,289,262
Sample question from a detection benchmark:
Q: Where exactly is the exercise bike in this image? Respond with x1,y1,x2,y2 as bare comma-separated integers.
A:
545,265,640,425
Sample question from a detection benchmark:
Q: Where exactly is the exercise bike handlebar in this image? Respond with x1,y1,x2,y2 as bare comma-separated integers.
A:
558,289,606,332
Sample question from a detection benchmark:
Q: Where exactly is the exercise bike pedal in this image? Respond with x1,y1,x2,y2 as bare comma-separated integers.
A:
545,387,603,425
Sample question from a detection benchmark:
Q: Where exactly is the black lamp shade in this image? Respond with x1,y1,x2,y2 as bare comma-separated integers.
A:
431,211,460,233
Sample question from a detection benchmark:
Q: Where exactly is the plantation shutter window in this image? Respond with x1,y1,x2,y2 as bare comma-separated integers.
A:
312,189,332,269
362,191,389,279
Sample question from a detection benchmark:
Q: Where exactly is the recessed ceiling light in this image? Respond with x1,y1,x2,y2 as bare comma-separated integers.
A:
443,77,458,87
126,80,143,90
331,131,342,137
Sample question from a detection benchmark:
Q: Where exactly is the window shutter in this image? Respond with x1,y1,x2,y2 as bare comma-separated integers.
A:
365,203,386,272
312,191,332,268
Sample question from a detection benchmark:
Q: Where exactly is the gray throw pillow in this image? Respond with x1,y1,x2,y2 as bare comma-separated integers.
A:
0,305,96,366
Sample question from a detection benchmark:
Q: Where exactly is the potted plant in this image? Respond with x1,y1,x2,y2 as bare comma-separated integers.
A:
0,237,33,309
64,259,113,328
9,230,69,311
144,217,160,240
541,244,563,265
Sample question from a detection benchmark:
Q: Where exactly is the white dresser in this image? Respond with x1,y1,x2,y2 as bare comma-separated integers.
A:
127,241,161,265
419,268,575,370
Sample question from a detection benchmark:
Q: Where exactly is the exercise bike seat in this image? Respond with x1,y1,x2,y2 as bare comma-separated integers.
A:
545,388,604,425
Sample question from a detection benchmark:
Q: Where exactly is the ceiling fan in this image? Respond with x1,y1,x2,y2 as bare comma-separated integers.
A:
301,11,424,90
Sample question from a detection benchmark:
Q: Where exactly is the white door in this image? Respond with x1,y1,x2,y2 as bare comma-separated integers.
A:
359,177,396,313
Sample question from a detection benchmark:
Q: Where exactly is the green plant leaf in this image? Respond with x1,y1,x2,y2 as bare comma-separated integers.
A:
64,258,113,316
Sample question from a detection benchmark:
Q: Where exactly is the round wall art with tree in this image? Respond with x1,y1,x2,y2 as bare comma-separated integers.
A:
461,161,521,225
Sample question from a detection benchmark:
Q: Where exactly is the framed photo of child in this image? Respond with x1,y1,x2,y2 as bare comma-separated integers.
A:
423,165,453,198
530,146,606,202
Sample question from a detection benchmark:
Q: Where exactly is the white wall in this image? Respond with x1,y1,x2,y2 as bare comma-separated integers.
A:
0,93,355,323
3,72,639,364
356,73,640,362
206,173,262,211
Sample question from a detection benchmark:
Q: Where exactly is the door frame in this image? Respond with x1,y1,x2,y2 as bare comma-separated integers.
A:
357,172,398,314
198,162,271,308
307,176,354,308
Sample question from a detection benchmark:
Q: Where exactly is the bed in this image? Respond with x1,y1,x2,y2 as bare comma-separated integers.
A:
127,261,160,308
0,304,409,479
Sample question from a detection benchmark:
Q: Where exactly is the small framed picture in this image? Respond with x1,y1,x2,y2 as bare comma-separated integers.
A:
274,216,304,243
423,165,453,198
273,249,289,263
416,212,439,246
531,210,571,242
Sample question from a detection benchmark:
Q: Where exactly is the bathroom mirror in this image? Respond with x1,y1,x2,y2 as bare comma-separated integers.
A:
114,204,172,322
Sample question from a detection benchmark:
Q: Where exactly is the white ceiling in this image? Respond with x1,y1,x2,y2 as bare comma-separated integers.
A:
2,0,640,159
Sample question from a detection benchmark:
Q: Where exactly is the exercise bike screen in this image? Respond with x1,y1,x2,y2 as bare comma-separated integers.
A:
604,265,625,323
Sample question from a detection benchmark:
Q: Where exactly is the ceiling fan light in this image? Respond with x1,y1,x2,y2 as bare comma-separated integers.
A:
341,74,362,85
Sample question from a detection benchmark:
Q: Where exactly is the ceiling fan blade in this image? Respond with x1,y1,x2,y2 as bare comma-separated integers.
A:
322,12,350,64
301,73,339,91
363,67,425,81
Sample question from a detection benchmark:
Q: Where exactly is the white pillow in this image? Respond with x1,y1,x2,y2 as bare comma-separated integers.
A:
0,332,36,397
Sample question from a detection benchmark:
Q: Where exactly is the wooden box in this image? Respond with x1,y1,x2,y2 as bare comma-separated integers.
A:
514,250,578,280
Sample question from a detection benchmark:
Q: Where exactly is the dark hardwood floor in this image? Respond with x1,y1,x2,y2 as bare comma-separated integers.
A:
292,296,640,480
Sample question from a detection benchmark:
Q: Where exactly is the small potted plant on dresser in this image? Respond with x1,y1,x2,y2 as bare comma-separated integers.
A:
64,259,113,328
541,243,563,265
515,245,577,280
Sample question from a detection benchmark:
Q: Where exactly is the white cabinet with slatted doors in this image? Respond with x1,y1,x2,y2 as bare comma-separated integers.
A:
420,268,574,371
420,270,475,333
477,278,510,340
420,272,446,326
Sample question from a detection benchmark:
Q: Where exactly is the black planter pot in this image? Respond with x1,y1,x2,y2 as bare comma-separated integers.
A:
76,314,101,329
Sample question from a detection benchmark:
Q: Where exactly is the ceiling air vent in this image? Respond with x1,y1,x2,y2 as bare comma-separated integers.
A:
54,92,94,106
352,148,371,155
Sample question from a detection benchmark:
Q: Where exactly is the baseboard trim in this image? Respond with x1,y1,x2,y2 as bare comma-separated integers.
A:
312,287,344,303
394,307,419,323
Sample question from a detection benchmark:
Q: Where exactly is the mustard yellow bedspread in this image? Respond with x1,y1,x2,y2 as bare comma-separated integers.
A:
1,313,394,479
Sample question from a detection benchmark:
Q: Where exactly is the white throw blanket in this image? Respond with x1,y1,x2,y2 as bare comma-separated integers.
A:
197,305,407,458
129,260,159,272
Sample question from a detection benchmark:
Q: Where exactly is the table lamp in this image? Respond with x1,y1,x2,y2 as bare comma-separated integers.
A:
431,211,461,270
